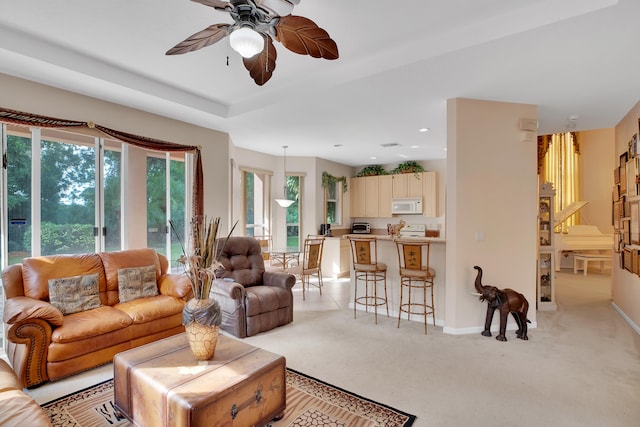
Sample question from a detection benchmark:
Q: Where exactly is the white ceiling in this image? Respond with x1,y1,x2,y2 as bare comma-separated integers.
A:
0,0,638,166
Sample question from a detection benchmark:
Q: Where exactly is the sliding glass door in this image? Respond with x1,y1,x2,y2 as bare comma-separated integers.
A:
0,124,188,269
3,125,32,265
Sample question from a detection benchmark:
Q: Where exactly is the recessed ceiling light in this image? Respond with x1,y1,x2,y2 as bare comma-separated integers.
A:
410,145,420,149
399,154,409,159
419,128,430,133
370,156,377,160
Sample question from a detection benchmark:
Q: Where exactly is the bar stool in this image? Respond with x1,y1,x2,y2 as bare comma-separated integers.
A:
394,239,435,334
348,236,389,324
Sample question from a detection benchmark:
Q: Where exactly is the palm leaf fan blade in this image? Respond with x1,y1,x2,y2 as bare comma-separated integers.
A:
166,24,231,55
275,16,339,59
243,36,277,85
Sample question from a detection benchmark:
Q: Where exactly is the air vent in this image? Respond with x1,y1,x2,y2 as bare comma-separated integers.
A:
381,142,401,148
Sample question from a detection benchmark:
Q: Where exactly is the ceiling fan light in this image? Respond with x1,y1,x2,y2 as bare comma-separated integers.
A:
229,27,264,58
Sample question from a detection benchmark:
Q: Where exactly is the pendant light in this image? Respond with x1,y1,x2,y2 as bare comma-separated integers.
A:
275,145,295,208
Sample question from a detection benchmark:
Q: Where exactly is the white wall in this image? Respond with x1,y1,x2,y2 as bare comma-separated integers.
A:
446,98,538,333
578,129,615,233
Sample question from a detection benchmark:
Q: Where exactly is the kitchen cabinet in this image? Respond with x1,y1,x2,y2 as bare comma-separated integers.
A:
350,172,438,218
377,175,393,217
364,176,379,217
350,177,366,217
392,173,423,198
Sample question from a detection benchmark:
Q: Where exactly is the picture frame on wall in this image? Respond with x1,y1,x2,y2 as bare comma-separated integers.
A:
620,152,628,195
631,201,639,245
628,158,639,197
620,195,631,218
628,133,638,160
613,199,622,230
624,247,632,272
614,231,623,253
622,217,631,245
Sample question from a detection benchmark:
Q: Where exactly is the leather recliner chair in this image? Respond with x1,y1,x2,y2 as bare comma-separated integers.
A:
212,237,296,338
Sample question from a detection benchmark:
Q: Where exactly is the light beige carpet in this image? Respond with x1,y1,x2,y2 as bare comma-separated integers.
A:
42,368,416,427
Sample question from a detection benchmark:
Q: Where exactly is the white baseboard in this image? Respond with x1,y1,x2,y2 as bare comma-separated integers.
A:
349,303,444,326
349,303,538,333
612,303,640,335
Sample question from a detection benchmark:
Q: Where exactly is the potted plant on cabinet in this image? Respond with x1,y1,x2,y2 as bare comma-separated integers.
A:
356,165,388,177
391,161,425,175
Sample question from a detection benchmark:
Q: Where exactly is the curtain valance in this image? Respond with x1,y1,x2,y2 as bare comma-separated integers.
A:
0,107,203,215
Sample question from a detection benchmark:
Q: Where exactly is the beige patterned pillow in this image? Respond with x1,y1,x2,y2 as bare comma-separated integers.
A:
48,274,101,315
117,265,158,303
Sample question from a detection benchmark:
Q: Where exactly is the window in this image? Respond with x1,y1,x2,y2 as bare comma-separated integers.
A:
326,180,342,225
169,157,186,265
242,169,270,237
146,152,187,263
3,125,32,265
286,175,302,248
146,154,167,255
322,173,345,226
40,129,96,255
102,141,122,252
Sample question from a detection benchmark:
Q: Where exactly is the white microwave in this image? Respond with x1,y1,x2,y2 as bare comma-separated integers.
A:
392,197,423,215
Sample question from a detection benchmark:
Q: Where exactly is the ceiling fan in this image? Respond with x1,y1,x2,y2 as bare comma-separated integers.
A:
166,0,339,85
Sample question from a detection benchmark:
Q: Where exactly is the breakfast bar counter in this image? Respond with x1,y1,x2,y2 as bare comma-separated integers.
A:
343,235,446,327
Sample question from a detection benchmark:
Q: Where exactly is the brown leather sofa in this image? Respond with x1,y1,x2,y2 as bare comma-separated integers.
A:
212,237,296,338
2,248,192,388
0,359,52,426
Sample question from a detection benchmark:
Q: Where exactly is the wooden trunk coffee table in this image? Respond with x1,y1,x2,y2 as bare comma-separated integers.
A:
113,333,286,427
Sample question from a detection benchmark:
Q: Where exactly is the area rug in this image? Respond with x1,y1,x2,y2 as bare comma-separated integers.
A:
42,368,416,427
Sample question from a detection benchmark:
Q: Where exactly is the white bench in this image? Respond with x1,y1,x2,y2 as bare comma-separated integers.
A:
573,253,611,275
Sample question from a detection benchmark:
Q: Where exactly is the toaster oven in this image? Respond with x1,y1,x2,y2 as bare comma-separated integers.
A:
351,222,371,234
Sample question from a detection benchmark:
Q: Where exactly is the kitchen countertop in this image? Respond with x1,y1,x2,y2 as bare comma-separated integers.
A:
342,234,446,243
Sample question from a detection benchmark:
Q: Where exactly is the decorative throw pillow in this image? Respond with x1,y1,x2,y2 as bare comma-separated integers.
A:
117,265,158,303
48,274,101,315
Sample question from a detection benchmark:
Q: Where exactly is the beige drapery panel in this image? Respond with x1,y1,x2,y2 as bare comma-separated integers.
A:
538,132,580,232
0,107,203,216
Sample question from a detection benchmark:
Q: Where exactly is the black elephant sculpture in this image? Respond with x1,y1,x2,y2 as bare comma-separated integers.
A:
473,265,530,342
